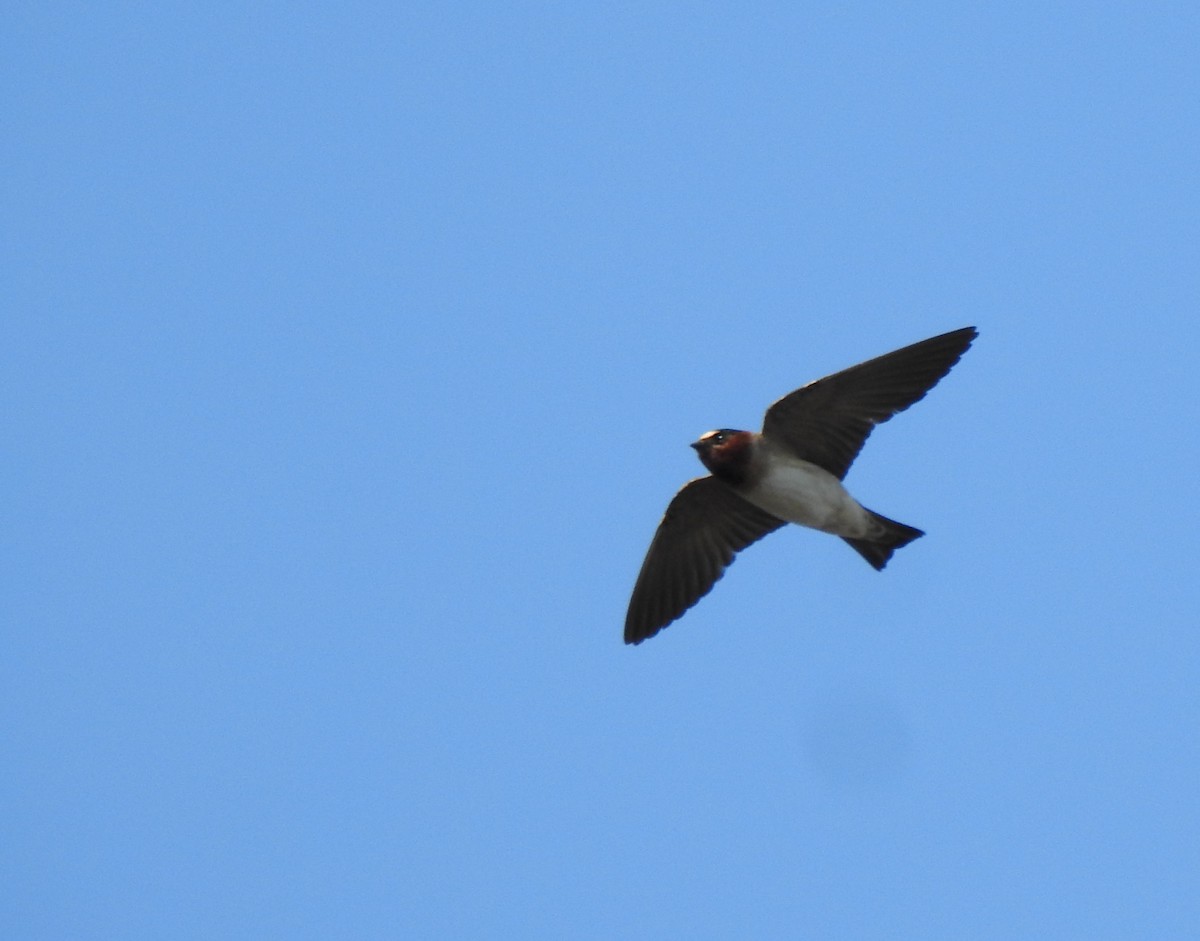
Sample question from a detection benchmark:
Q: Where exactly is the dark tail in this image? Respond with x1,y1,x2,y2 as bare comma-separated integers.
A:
842,510,924,571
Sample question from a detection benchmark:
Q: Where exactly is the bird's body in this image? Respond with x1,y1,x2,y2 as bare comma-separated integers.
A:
719,437,871,537
624,326,978,645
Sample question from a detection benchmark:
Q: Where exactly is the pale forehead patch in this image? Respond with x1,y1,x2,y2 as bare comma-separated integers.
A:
698,430,722,441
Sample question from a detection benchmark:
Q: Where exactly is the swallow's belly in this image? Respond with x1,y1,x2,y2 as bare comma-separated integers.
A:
741,459,870,536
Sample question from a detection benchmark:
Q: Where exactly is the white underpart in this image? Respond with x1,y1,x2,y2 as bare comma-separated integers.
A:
742,454,873,538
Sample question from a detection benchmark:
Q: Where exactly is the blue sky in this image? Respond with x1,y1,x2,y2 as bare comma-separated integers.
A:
4,3,1199,938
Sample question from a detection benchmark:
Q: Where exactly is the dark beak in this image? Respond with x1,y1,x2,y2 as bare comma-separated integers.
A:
690,441,703,452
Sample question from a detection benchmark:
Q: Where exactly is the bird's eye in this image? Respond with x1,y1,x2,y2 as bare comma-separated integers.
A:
711,432,725,443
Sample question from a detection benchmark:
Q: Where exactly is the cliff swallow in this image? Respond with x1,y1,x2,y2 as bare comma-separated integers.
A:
625,326,978,645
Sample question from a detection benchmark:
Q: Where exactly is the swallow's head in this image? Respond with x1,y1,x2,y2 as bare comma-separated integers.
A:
691,429,755,484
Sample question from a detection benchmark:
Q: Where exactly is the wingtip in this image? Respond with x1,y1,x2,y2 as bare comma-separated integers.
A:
623,604,653,645
941,325,979,344
624,611,664,645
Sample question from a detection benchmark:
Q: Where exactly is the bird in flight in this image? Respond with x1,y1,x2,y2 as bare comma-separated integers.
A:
625,326,978,645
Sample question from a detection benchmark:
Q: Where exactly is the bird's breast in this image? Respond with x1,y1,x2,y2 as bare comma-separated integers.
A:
738,456,869,536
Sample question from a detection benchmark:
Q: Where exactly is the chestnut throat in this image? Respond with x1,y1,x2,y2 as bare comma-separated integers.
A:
699,433,756,487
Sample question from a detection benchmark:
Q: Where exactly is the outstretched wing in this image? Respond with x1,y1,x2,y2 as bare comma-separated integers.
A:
762,327,977,480
625,477,785,645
